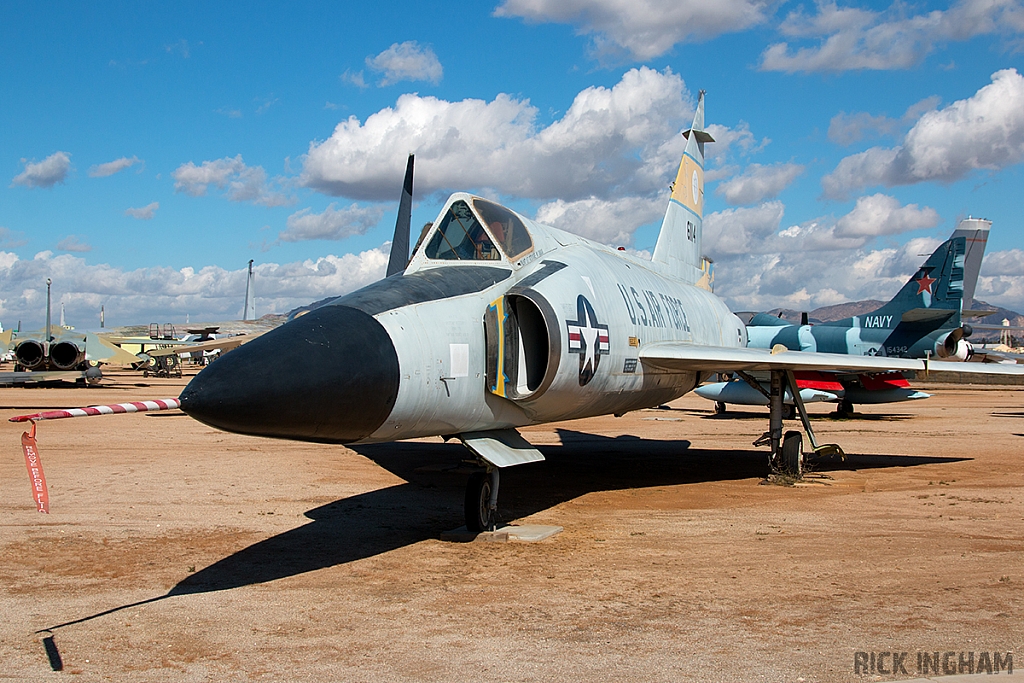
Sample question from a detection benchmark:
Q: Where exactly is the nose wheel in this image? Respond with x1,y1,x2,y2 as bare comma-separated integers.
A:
465,469,500,533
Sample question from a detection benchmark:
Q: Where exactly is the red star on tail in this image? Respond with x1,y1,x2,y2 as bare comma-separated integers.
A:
915,272,937,294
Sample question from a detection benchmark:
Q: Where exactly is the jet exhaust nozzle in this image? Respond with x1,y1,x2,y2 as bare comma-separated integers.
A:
15,340,47,370
937,328,974,361
49,340,85,370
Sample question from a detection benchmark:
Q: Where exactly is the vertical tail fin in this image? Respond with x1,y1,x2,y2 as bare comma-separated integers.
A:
863,236,966,325
951,217,991,315
653,91,714,284
386,154,415,278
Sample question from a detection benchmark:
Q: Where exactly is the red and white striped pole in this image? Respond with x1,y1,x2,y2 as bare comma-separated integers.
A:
10,398,182,513
9,398,181,423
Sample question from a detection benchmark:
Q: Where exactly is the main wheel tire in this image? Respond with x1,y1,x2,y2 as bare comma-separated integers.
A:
782,430,803,478
836,399,854,417
715,401,726,415
465,472,493,533
781,404,796,420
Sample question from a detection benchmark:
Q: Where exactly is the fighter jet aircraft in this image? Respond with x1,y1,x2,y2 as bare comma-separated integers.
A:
1,325,140,385
177,93,1020,532
697,232,976,416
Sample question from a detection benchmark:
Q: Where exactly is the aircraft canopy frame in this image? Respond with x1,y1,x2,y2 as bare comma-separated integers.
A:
422,198,534,263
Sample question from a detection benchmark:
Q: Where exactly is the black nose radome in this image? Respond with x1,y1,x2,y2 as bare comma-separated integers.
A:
180,305,400,444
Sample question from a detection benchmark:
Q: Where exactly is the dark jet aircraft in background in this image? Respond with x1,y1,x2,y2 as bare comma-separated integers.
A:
697,234,976,416
1,325,140,386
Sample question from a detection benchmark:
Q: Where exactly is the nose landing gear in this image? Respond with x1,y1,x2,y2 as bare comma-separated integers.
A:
465,468,500,533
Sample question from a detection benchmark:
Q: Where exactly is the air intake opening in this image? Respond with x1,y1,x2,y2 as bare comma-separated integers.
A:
510,295,548,394
485,292,558,402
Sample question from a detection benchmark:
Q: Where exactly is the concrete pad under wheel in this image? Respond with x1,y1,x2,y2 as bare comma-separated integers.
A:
441,524,563,543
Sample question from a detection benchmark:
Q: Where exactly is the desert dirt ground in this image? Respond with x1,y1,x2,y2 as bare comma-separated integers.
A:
1,369,1021,682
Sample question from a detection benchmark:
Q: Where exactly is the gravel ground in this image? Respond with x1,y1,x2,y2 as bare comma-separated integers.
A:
1,371,1021,682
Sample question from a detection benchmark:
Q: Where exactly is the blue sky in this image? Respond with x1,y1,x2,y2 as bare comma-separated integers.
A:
3,0,1024,329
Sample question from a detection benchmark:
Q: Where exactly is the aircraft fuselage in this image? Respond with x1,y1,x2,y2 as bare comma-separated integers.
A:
746,319,954,359
180,201,747,445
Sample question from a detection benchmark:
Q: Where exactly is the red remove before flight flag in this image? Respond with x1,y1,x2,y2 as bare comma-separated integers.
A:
21,422,49,514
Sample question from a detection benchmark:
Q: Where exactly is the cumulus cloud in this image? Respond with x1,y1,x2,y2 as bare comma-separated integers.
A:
833,193,940,238
828,111,899,146
828,97,941,146
535,196,664,245
711,234,958,313
56,235,92,253
341,69,368,88
700,121,770,183
823,70,1024,198
302,66,772,253
715,162,803,205
761,0,1024,73
302,66,695,202
279,204,386,242
125,202,159,220
981,249,1024,277
0,227,27,249
172,155,291,207
695,193,972,311
704,195,938,258
705,121,766,160
11,151,72,188
495,0,771,60
89,156,142,177
978,250,1024,308
703,201,786,256
366,41,443,86
0,247,390,328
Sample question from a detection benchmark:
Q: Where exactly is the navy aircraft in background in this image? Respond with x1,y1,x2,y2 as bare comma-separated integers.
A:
177,94,1023,532
697,233,976,417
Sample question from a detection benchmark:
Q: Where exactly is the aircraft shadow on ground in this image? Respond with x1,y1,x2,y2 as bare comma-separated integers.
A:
41,429,968,634
165,428,965,596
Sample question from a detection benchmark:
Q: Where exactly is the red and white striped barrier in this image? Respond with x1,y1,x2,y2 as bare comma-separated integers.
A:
10,398,182,513
9,398,181,423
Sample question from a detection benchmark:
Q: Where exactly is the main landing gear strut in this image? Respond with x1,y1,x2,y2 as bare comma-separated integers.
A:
752,369,845,478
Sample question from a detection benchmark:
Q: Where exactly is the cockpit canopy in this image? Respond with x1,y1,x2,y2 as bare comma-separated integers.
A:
424,198,533,262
